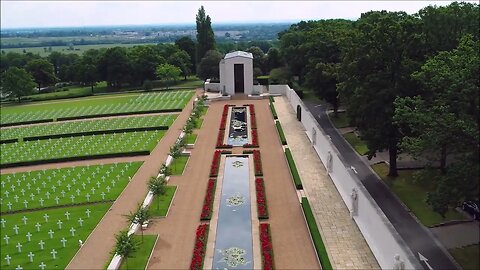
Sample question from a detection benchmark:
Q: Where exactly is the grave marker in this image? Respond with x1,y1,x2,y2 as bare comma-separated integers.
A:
60,237,67,248
27,251,35,262
50,249,57,259
57,220,63,229
48,230,54,239
26,232,32,242
4,234,10,244
16,242,22,252
5,254,11,265
35,222,41,232
38,240,45,250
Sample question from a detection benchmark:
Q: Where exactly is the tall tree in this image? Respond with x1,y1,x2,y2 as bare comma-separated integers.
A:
98,47,132,89
125,205,151,242
195,6,216,64
175,36,196,72
25,59,57,90
168,50,191,80
246,46,267,75
196,50,223,80
1,67,36,102
148,176,167,211
112,230,138,270
266,47,283,72
338,11,424,177
129,45,164,85
155,63,181,89
394,35,479,217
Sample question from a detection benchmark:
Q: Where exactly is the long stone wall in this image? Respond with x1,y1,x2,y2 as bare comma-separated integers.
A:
278,85,422,269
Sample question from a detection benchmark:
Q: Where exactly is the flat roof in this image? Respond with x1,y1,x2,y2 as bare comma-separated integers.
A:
225,51,253,59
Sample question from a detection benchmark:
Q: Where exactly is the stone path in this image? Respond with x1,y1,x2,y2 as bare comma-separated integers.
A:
145,98,319,269
65,90,200,269
275,96,380,269
430,221,480,249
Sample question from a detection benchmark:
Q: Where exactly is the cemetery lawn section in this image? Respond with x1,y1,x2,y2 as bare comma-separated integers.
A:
449,244,479,270
0,162,142,213
186,134,197,144
1,114,178,141
372,163,466,226
0,203,112,269
170,156,189,175
343,132,368,156
149,186,177,217
1,131,165,166
119,234,157,270
0,90,194,126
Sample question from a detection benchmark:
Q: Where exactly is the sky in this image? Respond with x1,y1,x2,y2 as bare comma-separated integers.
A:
0,1,472,29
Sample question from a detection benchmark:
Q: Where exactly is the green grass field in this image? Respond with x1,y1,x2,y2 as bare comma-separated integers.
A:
185,134,197,144
170,156,189,175
1,90,194,125
0,162,142,213
1,131,165,165
119,234,157,270
372,163,466,226
449,244,479,270
1,114,177,141
148,186,177,217
0,203,112,269
329,112,350,129
343,132,369,156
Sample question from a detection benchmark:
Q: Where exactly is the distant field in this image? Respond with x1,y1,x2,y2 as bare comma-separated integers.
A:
1,43,157,56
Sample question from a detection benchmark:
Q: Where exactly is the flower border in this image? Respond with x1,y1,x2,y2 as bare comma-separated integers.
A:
259,223,275,270
256,178,269,219
253,150,263,176
190,223,210,270
200,178,216,220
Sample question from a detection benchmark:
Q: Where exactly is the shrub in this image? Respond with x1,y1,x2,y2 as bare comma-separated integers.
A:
301,197,332,270
275,121,287,145
259,223,275,270
285,148,302,189
200,179,216,220
269,67,292,85
256,178,269,219
210,151,222,177
253,150,263,176
270,102,278,120
190,224,209,270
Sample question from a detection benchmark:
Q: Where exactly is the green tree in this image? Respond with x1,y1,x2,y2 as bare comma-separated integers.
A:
148,176,167,211
168,50,191,80
169,143,182,171
125,205,151,242
1,67,36,102
25,59,58,90
175,36,196,72
155,63,181,89
246,46,267,75
337,11,424,177
129,45,164,85
394,35,479,215
196,50,223,80
266,47,283,72
98,47,132,89
112,230,138,270
196,6,216,64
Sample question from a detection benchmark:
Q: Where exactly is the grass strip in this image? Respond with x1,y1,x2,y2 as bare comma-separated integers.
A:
270,101,278,119
301,197,332,270
343,132,368,156
275,121,287,145
148,186,177,217
170,155,189,175
186,134,197,144
119,234,157,270
284,148,303,189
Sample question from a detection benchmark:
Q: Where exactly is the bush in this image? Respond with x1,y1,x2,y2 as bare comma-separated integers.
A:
275,121,287,145
285,148,302,189
301,197,332,270
269,67,292,84
270,102,278,120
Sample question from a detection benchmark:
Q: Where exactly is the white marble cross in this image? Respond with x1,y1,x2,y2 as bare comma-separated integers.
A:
1,218,6,228
57,220,63,229
27,251,35,262
61,190,65,197
13,225,19,235
91,187,96,194
75,189,80,196
39,262,46,270
39,198,44,207
50,249,57,259
65,211,70,220
78,218,84,227
16,242,22,252
85,193,90,201
4,234,10,244
36,187,41,194
26,232,32,242
43,214,49,222
38,240,45,250
23,200,28,209
21,216,28,225
60,237,67,247
7,202,12,210
5,254,11,265
66,184,71,191
54,197,60,205
100,192,106,200
85,209,91,218
35,222,41,232
48,230,54,239
106,186,111,193
20,189,25,196
45,192,50,199
69,227,76,237
15,265,23,270
4,190,9,197
29,193,35,201
14,195,19,202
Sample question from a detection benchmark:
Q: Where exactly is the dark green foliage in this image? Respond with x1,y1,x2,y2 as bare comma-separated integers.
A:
275,121,287,145
112,230,139,270
196,50,223,80
269,101,278,119
175,36,196,71
285,148,302,189
25,58,58,90
1,67,36,101
196,6,216,63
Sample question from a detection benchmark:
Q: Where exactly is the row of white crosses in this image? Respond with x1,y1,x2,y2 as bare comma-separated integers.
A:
1,163,133,212
2,208,91,267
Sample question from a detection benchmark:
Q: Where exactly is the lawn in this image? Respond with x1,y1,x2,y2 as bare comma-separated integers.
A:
1,90,194,126
1,131,165,165
0,203,112,269
1,114,177,141
372,163,466,226
170,156,189,175
119,234,157,270
275,121,287,145
173,78,204,88
186,134,197,145
148,186,177,217
329,112,350,129
343,132,368,156
285,148,303,189
0,162,142,213
26,86,94,101
195,118,204,129
449,244,479,270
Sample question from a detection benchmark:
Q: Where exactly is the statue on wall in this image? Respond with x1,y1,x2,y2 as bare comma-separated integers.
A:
350,187,358,218
393,254,405,270
327,151,333,173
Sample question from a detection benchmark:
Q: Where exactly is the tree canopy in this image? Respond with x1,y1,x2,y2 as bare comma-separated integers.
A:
196,6,216,64
1,67,37,101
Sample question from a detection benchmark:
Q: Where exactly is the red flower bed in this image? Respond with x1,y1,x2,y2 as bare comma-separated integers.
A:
190,223,209,270
256,178,268,219
200,179,216,220
244,129,259,148
253,150,263,176
210,150,222,177
259,223,275,270
222,104,230,116
220,113,228,130
250,114,257,129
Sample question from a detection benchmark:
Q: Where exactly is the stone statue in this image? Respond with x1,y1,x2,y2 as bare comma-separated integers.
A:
78,239,83,247
350,187,358,218
327,151,333,173
393,254,405,270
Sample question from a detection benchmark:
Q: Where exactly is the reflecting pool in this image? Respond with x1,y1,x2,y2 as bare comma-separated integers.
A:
227,107,249,146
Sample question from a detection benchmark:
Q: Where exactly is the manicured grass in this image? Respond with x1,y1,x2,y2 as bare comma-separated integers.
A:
195,118,204,129
1,114,177,141
27,86,93,101
275,121,287,145
0,162,142,213
119,234,157,270
148,186,177,217
1,131,165,165
170,156,189,175
1,90,194,125
372,163,466,226
343,132,368,155
173,78,204,88
301,197,332,270
186,134,197,144
329,112,350,129
0,203,112,269
285,148,303,189
449,244,479,270
270,102,278,119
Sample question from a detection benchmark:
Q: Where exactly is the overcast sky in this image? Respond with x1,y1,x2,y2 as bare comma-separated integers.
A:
0,1,472,29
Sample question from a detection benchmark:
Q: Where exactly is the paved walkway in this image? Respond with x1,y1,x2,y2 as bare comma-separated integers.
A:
145,98,319,269
275,96,380,269
65,90,200,269
430,221,480,249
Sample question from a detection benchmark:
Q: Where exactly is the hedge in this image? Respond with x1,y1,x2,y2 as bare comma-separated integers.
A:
284,148,302,189
275,121,287,145
0,118,54,128
301,197,332,270
23,126,169,141
269,102,278,119
56,108,182,121
269,96,275,103
0,138,18,144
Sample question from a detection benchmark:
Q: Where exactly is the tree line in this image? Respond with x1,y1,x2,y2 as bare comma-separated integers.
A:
276,1,479,217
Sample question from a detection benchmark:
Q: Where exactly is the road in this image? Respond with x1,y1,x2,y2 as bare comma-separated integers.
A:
303,100,459,270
